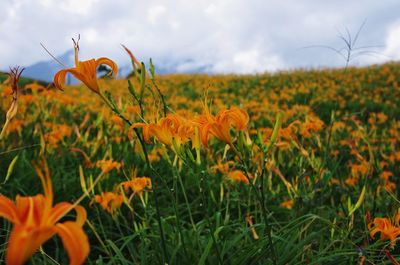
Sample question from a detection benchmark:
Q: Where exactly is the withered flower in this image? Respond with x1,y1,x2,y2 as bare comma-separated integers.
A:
0,66,24,139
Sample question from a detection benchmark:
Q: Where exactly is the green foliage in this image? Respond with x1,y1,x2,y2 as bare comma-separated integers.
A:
0,62,400,264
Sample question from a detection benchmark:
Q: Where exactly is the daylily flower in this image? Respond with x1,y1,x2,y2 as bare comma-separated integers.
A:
0,160,89,265
280,199,294,209
96,159,122,173
369,209,400,247
132,114,181,146
54,37,118,94
226,170,250,184
132,114,198,152
121,176,152,196
196,97,249,147
211,160,235,175
91,192,124,215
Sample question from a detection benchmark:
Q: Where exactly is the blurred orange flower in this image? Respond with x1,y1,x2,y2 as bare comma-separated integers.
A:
227,170,250,184
0,160,89,265
92,192,124,215
280,199,294,209
96,159,122,173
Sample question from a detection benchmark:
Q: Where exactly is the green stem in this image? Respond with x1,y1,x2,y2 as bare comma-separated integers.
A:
197,170,224,265
98,91,168,263
176,170,197,232
230,143,277,265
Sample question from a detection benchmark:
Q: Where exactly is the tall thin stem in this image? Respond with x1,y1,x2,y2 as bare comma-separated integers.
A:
98,91,168,263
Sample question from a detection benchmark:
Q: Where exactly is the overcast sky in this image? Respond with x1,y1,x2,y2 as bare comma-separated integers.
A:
1,0,400,74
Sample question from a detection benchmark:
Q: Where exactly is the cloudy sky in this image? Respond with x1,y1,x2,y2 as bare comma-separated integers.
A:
1,0,400,74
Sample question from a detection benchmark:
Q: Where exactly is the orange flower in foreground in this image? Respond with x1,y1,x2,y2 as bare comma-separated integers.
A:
53,37,118,94
369,209,400,247
0,160,89,265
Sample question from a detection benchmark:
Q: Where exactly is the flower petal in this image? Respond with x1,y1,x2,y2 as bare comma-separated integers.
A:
15,195,45,226
47,203,87,227
6,224,55,265
73,205,87,227
96,57,118,78
0,195,19,223
55,221,90,265
54,68,86,91
53,69,68,90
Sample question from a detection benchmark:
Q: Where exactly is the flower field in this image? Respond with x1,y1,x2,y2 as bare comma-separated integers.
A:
0,45,400,264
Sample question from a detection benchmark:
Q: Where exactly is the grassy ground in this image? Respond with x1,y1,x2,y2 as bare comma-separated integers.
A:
0,62,400,264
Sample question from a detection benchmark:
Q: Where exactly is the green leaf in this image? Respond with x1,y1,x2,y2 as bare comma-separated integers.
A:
149,58,155,78
3,155,18,184
198,237,214,265
348,185,366,216
139,62,146,100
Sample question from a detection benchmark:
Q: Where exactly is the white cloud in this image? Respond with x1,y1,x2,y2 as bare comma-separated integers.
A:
0,0,399,73
383,21,400,60
61,0,99,15
148,5,167,25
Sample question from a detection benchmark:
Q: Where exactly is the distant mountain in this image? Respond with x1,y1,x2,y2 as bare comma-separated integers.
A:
122,58,212,78
20,50,211,83
22,50,75,83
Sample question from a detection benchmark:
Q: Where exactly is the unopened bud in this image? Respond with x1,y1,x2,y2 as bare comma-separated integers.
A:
6,100,18,121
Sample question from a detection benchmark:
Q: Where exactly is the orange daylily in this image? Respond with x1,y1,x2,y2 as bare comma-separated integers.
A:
369,209,400,247
96,159,122,173
226,170,250,184
132,114,181,146
196,97,249,147
132,114,198,151
211,160,235,175
0,160,89,265
122,176,152,196
280,199,294,209
92,192,124,215
54,37,118,94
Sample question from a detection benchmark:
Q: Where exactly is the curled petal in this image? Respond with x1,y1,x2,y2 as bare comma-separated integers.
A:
370,226,380,239
0,195,19,223
73,205,87,227
96,57,118,78
131,123,152,144
53,69,69,90
55,221,90,265
47,202,76,225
